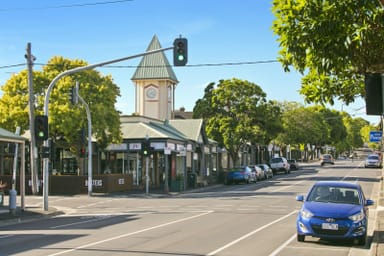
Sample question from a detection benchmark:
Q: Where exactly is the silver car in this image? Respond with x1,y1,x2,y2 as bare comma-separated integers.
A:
364,154,382,168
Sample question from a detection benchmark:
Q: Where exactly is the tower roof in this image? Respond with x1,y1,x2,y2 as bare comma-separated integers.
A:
131,35,178,83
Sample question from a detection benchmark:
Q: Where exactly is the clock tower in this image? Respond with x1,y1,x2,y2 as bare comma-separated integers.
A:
131,35,178,120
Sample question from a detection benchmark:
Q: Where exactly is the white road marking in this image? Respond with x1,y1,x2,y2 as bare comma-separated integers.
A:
46,210,213,256
206,210,298,256
268,233,296,256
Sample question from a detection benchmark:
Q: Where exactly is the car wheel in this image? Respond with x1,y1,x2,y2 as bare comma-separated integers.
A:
297,234,305,242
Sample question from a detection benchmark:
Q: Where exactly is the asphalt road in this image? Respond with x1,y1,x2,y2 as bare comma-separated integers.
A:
0,160,381,256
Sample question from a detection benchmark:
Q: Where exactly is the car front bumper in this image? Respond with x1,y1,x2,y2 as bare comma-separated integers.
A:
296,215,367,239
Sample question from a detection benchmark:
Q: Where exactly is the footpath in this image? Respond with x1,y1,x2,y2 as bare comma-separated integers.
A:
373,170,384,256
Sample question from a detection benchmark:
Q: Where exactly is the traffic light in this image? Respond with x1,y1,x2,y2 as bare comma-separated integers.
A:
69,86,78,105
35,115,48,141
142,141,150,156
142,140,154,156
173,38,188,66
80,147,86,158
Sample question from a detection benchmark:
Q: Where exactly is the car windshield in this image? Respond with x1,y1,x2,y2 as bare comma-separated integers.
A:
307,186,360,205
368,155,379,160
271,158,282,163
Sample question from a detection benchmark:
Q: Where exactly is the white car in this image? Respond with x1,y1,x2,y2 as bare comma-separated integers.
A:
270,157,290,174
365,154,382,168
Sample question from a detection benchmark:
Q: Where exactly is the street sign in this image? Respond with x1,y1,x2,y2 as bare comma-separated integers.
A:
369,131,383,142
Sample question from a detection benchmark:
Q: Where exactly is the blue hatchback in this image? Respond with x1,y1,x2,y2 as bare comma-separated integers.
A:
296,181,374,245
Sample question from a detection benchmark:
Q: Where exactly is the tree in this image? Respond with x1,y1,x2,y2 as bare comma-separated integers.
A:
0,56,122,156
193,78,281,165
309,106,347,145
278,106,329,147
344,116,369,150
272,0,384,105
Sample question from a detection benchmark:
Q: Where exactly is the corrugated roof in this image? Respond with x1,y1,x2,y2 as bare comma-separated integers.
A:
168,119,208,143
131,35,178,82
120,121,187,141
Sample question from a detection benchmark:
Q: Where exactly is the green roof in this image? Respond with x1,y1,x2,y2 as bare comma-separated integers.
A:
131,35,178,82
120,121,187,142
169,119,208,144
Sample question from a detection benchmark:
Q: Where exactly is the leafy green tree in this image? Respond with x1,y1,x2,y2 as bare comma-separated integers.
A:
309,106,347,146
278,106,329,147
0,56,122,156
193,78,280,165
343,116,369,150
272,0,384,105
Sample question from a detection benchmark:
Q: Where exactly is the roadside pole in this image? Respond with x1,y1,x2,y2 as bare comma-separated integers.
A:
74,82,93,196
42,46,173,211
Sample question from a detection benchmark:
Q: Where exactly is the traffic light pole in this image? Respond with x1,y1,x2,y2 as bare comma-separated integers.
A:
75,82,93,196
42,46,173,211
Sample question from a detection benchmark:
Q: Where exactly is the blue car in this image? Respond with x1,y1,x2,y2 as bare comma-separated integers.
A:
296,181,374,245
224,166,256,184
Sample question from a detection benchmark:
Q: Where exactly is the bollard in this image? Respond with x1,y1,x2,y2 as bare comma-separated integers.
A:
9,189,17,214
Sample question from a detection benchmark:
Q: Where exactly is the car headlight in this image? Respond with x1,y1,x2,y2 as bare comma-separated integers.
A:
300,208,313,218
349,209,365,222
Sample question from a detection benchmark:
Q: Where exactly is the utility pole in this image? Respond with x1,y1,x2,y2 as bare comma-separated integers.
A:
74,82,93,196
25,43,39,195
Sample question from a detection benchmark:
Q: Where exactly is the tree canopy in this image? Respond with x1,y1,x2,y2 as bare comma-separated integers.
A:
272,0,384,106
0,56,122,154
193,78,282,164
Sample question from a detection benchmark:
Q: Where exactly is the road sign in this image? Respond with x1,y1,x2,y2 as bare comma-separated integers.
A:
369,131,383,142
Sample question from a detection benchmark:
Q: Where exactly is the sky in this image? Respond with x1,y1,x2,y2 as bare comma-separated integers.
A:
0,0,379,124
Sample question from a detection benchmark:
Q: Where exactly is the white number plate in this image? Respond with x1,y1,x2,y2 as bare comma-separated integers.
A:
322,223,338,230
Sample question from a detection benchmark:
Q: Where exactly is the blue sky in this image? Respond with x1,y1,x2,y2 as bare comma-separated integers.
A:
0,0,379,124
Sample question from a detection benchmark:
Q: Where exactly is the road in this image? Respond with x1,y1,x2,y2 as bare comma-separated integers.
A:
0,160,381,256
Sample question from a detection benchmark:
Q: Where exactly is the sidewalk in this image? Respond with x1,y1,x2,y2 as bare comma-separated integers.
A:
0,199,62,227
371,173,384,256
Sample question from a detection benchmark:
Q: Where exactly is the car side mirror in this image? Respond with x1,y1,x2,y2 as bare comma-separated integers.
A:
365,199,374,206
296,195,304,202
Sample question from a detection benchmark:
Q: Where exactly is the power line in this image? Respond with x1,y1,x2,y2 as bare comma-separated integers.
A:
0,60,280,70
0,0,133,12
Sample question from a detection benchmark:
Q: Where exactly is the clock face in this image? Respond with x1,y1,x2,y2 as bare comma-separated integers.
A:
146,87,157,99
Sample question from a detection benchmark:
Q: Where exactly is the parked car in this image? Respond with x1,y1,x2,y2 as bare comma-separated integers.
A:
364,154,382,168
296,181,374,245
287,159,300,170
249,165,264,180
270,157,290,174
257,164,273,179
320,154,334,166
224,166,256,185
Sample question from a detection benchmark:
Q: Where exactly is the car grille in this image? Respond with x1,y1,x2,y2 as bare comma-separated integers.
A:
311,224,349,236
310,216,350,236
